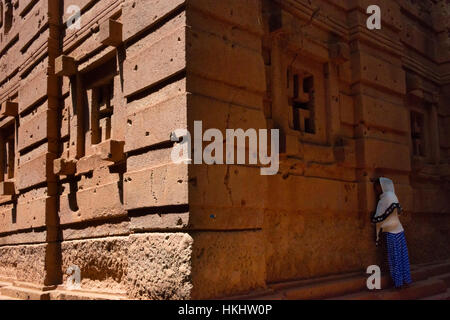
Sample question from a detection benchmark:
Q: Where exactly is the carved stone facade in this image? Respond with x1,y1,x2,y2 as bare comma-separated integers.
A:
0,0,448,300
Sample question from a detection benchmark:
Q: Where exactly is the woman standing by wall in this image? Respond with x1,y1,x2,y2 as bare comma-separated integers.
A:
373,177,413,289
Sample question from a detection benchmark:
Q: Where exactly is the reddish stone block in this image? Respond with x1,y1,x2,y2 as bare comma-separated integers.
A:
340,94,355,126
130,212,190,231
16,196,55,230
99,19,123,47
358,94,409,133
18,1,49,52
189,0,264,34
0,102,18,118
333,146,346,163
354,52,406,95
3,43,22,77
94,140,125,163
18,109,58,152
188,206,263,230
18,70,48,113
359,138,411,172
329,42,350,65
282,134,300,156
0,182,15,196
17,153,57,191
125,94,187,153
122,0,186,42
123,27,186,97
60,96,71,139
0,208,14,234
55,55,77,77
53,158,77,176
187,94,266,132
59,181,125,225
189,165,268,209
124,163,188,210
186,28,266,93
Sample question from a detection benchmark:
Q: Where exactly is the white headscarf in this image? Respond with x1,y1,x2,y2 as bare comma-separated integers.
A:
372,177,402,223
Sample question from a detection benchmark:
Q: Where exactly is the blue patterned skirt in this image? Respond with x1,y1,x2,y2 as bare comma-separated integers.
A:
386,231,413,288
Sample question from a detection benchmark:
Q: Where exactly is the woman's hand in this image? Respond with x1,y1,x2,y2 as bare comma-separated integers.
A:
375,227,382,247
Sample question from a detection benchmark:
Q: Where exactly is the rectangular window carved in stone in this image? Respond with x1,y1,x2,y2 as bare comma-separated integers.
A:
80,57,117,155
411,111,426,157
91,80,114,145
288,69,316,134
0,124,15,181
4,0,13,34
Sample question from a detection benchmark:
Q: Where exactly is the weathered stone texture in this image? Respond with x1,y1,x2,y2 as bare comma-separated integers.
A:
0,244,47,284
127,233,193,300
61,238,128,294
190,231,266,299
124,163,189,210
0,0,449,300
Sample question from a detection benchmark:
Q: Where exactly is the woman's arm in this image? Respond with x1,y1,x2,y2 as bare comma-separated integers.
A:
375,223,382,247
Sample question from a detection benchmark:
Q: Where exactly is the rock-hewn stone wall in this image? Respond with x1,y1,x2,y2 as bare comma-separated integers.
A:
0,0,448,299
